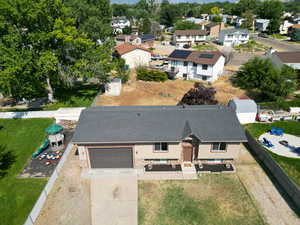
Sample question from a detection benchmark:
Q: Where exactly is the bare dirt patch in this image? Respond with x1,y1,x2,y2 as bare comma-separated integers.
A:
34,147,90,225
96,71,245,106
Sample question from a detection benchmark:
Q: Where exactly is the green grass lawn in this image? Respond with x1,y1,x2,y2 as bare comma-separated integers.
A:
245,121,300,188
0,118,53,225
269,33,287,40
192,43,217,51
0,83,100,112
139,175,266,225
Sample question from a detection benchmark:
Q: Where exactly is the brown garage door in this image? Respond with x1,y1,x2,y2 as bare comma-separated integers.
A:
88,148,133,168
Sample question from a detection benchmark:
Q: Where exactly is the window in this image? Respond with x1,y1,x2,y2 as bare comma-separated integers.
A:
177,35,181,39
154,142,168,152
211,142,227,152
241,34,248,38
227,34,233,38
202,76,207,81
184,61,188,66
202,64,208,70
183,73,187,78
193,62,197,67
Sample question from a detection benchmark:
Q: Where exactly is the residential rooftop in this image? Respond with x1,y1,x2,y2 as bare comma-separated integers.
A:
174,29,207,36
115,43,150,55
72,105,247,144
168,49,223,65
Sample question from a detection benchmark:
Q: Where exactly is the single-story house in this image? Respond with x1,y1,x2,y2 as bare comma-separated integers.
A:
72,105,247,169
173,29,208,47
167,49,225,81
228,98,257,124
267,49,300,70
115,43,151,69
219,28,249,46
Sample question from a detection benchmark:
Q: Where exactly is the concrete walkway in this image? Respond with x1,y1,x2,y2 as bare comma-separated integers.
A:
236,145,300,225
90,175,138,225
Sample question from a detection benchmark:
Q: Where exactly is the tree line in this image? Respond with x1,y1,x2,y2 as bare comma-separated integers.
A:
113,0,295,33
0,0,121,102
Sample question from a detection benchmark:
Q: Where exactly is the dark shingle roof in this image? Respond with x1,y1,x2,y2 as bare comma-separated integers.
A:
140,34,155,41
72,105,247,144
168,50,223,65
275,51,300,63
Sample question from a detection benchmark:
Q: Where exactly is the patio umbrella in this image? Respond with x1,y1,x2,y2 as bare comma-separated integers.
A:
45,124,63,134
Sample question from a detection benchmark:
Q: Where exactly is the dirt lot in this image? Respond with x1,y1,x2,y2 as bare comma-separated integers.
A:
34,146,91,225
96,71,245,106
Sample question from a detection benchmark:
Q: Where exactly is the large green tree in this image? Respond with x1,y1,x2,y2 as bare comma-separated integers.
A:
0,0,114,102
257,0,284,34
234,57,297,101
65,0,112,41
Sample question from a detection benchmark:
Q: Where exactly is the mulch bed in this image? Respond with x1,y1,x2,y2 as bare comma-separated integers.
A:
195,163,234,173
19,129,74,178
144,164,182,172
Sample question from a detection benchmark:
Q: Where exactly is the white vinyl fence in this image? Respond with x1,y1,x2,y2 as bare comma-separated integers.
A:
23,143,74,225
0,107,85,122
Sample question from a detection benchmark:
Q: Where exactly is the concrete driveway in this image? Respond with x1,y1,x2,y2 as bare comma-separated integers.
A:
90,175,138,225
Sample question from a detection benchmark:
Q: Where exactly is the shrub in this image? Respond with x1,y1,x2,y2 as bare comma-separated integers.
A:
136,67,168,82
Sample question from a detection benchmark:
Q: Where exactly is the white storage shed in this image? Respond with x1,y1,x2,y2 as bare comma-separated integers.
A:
228,98,257,124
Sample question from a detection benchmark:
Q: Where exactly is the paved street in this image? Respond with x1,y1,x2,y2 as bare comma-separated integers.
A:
255,37,300,51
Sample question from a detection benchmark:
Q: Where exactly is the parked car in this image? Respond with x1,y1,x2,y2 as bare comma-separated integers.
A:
151,54,164,60
183,44,190,49
258,33,268,38
154,64,165,69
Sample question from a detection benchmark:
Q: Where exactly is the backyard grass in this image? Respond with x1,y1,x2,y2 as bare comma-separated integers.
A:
139,174,266,225
0,118,53,225
245,121,300,188
0,83,100,111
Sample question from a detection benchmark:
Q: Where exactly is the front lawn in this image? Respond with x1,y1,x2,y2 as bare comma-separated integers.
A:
139,175,266,225
192,43,217,51
245,121,300,188
234,39,268,52
269,33,287,40
0,118,53,225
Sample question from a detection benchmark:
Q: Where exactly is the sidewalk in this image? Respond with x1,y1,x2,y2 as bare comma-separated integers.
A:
236,146,300,225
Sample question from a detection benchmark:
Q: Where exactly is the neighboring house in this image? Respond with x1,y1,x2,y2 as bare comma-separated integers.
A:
111,18,131,33
221,15,237,24
268,50,300,70
140,34,155,48
288,24,300,41
219,29,249,46
115,43,151,69
72,105,247,169
280,20,294,35
173,30,208,47
184,17,206,28
167,49,225,81
116,34,155,48
205,22,225,38
255,19,270,32
228,98,257,124
235,17,245,28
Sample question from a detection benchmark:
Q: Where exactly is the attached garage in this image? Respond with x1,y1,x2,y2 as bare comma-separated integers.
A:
88,148,133,168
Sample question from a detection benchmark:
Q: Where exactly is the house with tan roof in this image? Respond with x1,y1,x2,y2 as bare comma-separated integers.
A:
173,29,208,48
167,49,225,81
205,22,225,38
115,43,151,69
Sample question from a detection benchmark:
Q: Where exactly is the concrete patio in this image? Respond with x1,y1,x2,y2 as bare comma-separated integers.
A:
259,133,300,158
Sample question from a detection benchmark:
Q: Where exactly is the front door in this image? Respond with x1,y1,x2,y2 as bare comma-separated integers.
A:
182,142,193,162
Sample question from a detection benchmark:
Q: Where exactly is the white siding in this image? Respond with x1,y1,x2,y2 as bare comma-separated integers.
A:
121,49,151,69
